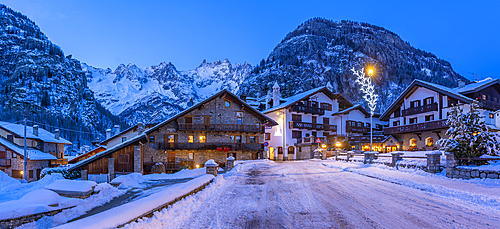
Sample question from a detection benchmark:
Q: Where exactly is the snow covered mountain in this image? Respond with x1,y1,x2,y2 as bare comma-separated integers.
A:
240,18,470,112
83,59,253,124
0,4,125,147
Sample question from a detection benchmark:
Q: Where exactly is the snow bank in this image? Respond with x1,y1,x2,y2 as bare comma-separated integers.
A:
54,175,214,229
458,160,500,172
204,159,217,166
124,175,226,229
0,173,64,204
0,189,80,221
45,180,97,193
110,173,147,189
17,183,124,229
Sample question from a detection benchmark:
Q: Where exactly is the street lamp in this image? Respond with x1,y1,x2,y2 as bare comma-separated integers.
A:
352,67,378,153
335,141,342,148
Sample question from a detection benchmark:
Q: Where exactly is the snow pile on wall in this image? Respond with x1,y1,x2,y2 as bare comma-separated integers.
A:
111,173,148,189
110,168,207,189
45,180,97,193
0,173,64,204
17,183,124,229
20,189,62,205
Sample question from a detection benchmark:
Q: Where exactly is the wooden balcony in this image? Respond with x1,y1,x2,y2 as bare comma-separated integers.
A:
289,121,336,132
291,105,325,115
0,159,11,167
479,99,500,110
178,123,264,133
402,103,438,116
50,158,68,166
158,142,264,151
348,135,385,142
384,119,448,135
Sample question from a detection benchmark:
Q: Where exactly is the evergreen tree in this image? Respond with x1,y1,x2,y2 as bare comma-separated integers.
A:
438,101,500,165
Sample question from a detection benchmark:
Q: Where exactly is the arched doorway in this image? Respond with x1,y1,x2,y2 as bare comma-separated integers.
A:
288,146,295,160
425,137,434,147
410,138,417,149
277,146,283,160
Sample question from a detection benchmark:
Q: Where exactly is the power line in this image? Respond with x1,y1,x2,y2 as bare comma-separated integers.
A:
22,120,96,135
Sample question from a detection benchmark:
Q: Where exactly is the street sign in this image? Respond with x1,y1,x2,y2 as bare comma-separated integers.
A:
264,142,269,147
315,137,321,143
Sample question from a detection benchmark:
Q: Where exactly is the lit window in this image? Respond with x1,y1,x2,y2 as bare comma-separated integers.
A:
122,137,127,142
489,113,494,119
482,94,487,100
410,138,417,147
188,135,194,143
425,137,434,147
168,134,175,143
199,135,206,143
224,100,231,108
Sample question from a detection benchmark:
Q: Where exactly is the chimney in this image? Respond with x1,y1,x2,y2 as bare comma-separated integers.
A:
187,98,194,107
458,80,466,88
137,122,145,134
106,129,111,139
114,125,120,136
33,125,39,136
54,129,60,140
273,82,280,108
240,93,247,102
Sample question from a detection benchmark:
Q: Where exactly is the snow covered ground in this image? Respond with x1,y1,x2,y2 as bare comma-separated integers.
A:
125,160,500,228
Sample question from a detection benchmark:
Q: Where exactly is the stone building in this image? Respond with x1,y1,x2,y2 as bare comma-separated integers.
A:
0,121,72,181
69,89,277,178
380,78,500,151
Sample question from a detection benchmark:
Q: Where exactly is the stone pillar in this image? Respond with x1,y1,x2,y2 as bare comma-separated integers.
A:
346,152,352,162
81,170,88,180
205,159,218,176
108,158,115,182
322,150,327,160
445,153,458,178
391,153,404,167
335,150,339,160
227,154,235,171
283,148,288,161
364,152,376,164
426,152,441,173
134,145,142,174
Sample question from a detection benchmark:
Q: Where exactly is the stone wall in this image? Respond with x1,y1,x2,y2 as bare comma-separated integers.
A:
446,153,500,179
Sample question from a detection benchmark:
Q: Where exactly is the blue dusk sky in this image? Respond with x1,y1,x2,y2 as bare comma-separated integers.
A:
2,0,499,80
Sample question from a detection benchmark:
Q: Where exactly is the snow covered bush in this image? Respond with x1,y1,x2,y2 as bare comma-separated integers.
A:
41,166,81,180
438,101,500,165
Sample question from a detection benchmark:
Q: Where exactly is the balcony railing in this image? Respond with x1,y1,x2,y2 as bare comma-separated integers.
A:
178,123,264,132
291,105,325,115
0,159,11,167
402,103,438,116
158,142,264,151
296,136,328,144
384,119,448,135
288,121,336,132
348,135,385,142
479,99,500,110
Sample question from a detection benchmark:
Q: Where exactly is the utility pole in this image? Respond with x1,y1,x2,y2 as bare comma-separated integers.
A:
23,118,28,181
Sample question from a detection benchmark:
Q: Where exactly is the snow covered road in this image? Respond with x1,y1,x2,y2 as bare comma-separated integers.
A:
127,160,500,228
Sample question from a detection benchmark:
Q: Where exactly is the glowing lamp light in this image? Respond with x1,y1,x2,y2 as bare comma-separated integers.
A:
321,144,327,149
368,68,374,76
335,142,342,148
195,164,200,169
20,170,24,175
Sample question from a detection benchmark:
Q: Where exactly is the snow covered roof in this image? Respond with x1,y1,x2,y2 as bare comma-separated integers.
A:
262,87,353,114
0,137,57,160
332,104,370,117
68,146,106,164
0,121,71,145
99,123,156,146
456,78,500,94
380,80,475,121
145,89,278,135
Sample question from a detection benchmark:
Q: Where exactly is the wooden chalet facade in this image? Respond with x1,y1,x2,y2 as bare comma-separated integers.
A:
69,89,277,178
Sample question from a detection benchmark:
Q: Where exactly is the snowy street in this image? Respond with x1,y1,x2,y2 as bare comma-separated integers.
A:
127,160,500,228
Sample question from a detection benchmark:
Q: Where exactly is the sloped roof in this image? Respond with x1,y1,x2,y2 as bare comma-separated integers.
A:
68,134,146,171
68,146,106,164
0,121,72,145
332,104,370,117
457,78,499,94
145,89,278,135
99,123,156,146
379,80,474,121
0,137,56,160
262,87,353,114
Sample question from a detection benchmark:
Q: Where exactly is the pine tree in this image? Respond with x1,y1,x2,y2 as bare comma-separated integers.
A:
438,100,500,165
